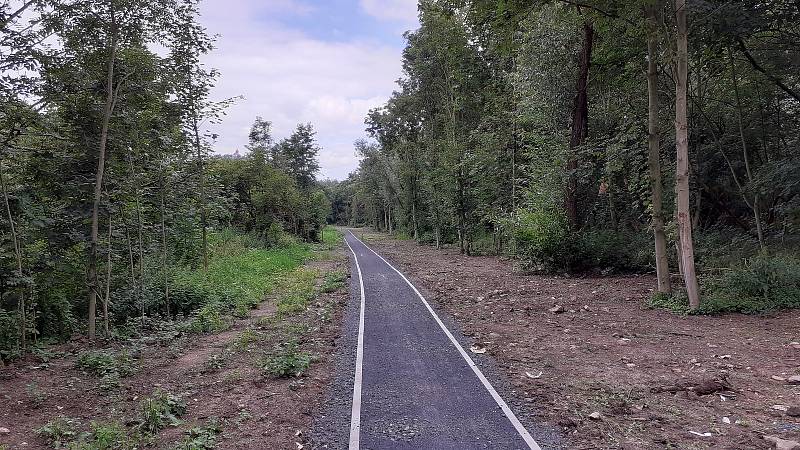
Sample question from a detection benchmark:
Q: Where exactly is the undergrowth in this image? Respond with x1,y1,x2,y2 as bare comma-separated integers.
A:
262,341,312,378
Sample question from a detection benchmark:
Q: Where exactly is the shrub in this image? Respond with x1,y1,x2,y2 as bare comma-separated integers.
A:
571,230,654,273
262,342,312,378
76,350,135,379
699,254,800,314
37,417,80,448
510,208,570,270
185,303,229,334
172,420,221,450
139,390,186,433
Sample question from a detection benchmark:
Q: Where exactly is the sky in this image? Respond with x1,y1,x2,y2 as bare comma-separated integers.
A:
197,0,420,180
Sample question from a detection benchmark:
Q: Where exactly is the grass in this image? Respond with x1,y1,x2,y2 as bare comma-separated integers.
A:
172,420,221,450
320,270,347,293
172,229,312,332
275,268,319,317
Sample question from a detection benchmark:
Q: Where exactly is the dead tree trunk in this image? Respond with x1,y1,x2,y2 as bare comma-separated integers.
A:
675,0,700,309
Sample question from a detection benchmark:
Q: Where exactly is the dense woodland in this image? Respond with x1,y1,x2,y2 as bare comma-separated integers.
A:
2,0,800,360
0,0,329,359
330,0,800,313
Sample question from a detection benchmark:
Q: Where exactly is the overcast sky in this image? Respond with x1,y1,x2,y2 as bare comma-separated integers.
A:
197,0,419,180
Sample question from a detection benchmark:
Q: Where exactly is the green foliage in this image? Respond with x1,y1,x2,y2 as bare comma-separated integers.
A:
171,230,310,320
68,422,134,450
0,309,20,361
172,420,222,450
139,390,186,433
508,208,569,270
699,254,800,314
320,270,347,293
646,292,690,315
185,302,229,334
37,417,80,448
262,341,312,378
76,350,135,379
275,268,318,317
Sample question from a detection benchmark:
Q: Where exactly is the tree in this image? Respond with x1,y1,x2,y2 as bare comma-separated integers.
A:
674,0,700,309
275,123,321,191
645,1,671,294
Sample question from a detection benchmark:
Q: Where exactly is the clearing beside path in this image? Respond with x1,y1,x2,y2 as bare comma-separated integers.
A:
357,230,800,449
1,246,349,449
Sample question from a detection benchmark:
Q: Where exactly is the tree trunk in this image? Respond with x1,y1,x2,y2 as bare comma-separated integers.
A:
103,213,112,336
0,158,26,350
646,4,671,294
675,0,700,309
88,28,117,340
566,21,594,230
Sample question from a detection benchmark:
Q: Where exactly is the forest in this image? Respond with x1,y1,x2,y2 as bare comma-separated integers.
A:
330,0,800,314
0,0,329,360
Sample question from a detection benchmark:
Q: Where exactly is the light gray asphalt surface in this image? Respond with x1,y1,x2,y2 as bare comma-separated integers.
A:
311,231,559,449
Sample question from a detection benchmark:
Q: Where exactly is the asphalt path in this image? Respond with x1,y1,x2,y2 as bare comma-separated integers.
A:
343,231,542,450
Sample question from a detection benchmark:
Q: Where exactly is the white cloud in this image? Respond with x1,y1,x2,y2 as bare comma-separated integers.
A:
360,0,419,25
196,0,414,180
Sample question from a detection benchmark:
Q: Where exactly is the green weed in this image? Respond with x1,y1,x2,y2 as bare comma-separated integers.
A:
171,420,221,450
262,341,312,378
320,270,347,293
275,268,318,316
76,350,135,380
139,390,186,433
37,417,80,448
699,253,800,314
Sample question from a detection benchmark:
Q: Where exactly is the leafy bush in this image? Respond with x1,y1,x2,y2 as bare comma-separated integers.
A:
76,350,135,379
172,421,221,450
262,342,312,378
185,302,229,334
0,309,20,362
37,417,80,448
698,254,800,314
139,390,186,433
509,208,570,270
570,230,654,273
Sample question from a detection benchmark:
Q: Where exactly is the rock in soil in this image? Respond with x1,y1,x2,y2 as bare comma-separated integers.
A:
548,305,565,314
786,406,800,417
787,375,800,385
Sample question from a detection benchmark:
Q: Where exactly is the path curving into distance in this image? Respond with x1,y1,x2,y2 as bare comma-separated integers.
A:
343,230,542,450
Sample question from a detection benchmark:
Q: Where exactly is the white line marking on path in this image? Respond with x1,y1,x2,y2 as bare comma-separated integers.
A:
345,235,366,450
347,231,542,450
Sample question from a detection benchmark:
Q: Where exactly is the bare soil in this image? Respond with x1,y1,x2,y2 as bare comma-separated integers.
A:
0,250,349,450
361,231,800,450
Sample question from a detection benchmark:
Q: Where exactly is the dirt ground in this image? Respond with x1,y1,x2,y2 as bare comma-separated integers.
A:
0,250,349,450
361,231,800,450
